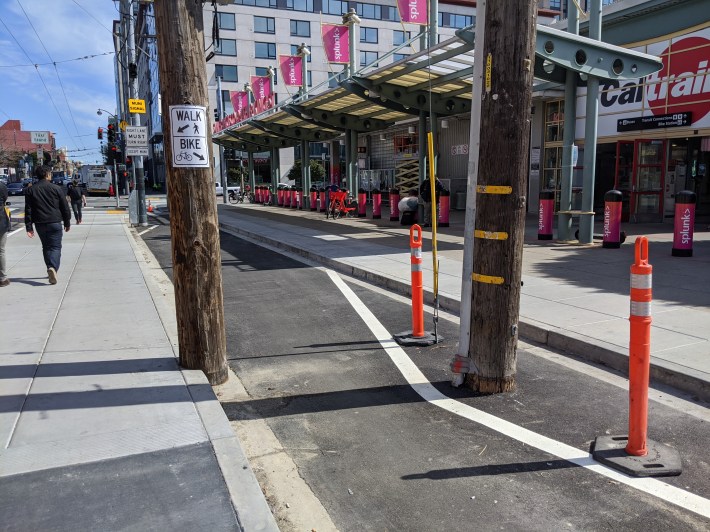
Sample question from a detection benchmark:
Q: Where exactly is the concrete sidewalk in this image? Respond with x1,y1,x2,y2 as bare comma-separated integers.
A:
0,212,277,531
215,202,710,403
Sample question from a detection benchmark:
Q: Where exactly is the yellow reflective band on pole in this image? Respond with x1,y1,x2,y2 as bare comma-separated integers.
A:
474,230,509,240
472,273,505,285
476,185,512,194
427,131,439,299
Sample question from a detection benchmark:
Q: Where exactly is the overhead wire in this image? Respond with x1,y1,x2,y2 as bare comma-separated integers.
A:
0,51,115,69
0,14,79,150
15,0,85,149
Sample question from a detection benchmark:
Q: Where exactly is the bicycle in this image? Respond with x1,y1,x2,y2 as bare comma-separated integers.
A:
175,151,193,162
326,190,357,219
228,189,242,204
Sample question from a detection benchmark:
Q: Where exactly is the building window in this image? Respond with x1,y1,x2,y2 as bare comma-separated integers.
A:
291,44,312,62
382,6,399,21
356,2,380,20
254,16,275,34
218,12,236,30
360,27,378,43
215,64,238,82
393,53,409,62
286,0,314,12
439,12,474,28
549,0,562,9
393,30,411,46
360,50,378,67
221,90,234,115
255,42,276,59
234,0,276,7
290,20,310,37
322,0,347,15
255,66,277,84
215,39,237,56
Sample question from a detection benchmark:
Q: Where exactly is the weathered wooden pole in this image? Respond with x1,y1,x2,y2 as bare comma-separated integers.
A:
154,0,228,385
466,0,537,393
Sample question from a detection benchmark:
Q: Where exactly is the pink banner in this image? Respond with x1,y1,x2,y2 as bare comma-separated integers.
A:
396,0,427,25
321,24,349,64
230,91,250,121
279,55,303,86
250,75,274,114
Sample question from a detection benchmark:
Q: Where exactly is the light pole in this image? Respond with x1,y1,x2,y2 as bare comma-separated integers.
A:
97,109,121,208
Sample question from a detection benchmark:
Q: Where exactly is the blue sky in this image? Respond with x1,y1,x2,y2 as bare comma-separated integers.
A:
0,0,119,163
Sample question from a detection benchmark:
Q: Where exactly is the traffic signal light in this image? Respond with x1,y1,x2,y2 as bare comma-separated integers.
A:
107,124,115,142
129,62,137,79
125,156,132,166
214,108,219,121
98,127,103,140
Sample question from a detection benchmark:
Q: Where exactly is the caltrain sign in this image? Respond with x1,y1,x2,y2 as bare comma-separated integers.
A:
590,28,710,138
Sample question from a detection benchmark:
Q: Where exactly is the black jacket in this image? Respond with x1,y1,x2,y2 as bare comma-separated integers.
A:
25,179,71,230
0,182,9,235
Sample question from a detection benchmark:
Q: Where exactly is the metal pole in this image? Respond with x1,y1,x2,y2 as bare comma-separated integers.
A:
126,0,147,226
217,75,227,204
343,10,360,193
428,0,438,49
558,0,580,241
298,46,310,206
268,67,278,199
113,160,120,208
417,112,427,223
454,0,486,387
579,0,602,244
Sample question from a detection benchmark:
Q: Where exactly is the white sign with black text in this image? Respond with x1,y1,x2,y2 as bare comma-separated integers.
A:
125,126,148,147
126,147,149,156
169,105,209,168
30,131,49,144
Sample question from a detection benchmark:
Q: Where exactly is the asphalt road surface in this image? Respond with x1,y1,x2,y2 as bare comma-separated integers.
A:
142,219,710,531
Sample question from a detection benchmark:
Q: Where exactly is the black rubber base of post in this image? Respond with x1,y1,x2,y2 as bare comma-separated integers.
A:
672,248,693,257
390,216,399,221
439,222,449,227
591,435,682,477
538,234,553,240
310,207,317,211
358,213,366,218
372,215,381,219
393,330,441,347
602,241,621,249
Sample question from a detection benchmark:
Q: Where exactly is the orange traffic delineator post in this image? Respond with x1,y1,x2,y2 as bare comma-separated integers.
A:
591,236,681,477
147,200,154,213
394,224,439,347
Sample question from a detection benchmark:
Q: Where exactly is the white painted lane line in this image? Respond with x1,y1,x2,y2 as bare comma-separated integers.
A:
7,227,24,237
326,269,710,521
137,225,158,236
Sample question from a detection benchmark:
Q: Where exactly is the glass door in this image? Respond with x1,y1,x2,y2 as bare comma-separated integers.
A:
633,140,665,222
614,141,634,222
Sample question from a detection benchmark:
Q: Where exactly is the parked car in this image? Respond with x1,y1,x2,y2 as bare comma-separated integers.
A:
215,183,240,196
7,182,24,195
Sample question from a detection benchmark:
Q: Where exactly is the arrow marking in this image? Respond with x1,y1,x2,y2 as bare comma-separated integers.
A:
193,153,205,161
177,124,189,133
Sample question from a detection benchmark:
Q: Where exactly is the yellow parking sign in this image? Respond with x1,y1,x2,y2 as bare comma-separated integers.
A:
128,99,146,113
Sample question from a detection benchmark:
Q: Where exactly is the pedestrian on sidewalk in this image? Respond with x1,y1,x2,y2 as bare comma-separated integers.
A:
419,176,444,227
0,180,10,287
24,165,71,285
66,179,87,224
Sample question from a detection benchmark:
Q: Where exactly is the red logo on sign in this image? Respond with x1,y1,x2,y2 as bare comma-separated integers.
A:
645,37,710,122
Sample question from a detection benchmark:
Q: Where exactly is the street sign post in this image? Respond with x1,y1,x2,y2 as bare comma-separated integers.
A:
169,105,210,168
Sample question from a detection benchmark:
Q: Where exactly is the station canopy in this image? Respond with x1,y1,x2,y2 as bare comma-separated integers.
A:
213,24,662,152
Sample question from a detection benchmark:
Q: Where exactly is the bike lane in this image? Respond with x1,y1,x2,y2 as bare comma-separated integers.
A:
142,224,710,531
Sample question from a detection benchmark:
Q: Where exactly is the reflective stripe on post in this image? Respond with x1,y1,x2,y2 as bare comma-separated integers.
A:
626,236,652,457
410,224,424,338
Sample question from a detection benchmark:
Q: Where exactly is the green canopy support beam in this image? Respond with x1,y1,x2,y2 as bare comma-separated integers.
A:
284,104,393,133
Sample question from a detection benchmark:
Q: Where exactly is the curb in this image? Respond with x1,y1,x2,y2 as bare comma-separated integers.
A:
126,221,279,532
219,219,710,404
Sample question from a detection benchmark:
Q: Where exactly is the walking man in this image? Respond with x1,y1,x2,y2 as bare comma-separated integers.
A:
66,179,86,224
25,166,71,285
0,179,10,287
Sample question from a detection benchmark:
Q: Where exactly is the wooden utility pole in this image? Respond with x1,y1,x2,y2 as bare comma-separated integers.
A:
154,1,228,385
465,0,537,393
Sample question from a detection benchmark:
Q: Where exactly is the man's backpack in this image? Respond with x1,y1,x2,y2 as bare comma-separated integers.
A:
68,185,83,202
